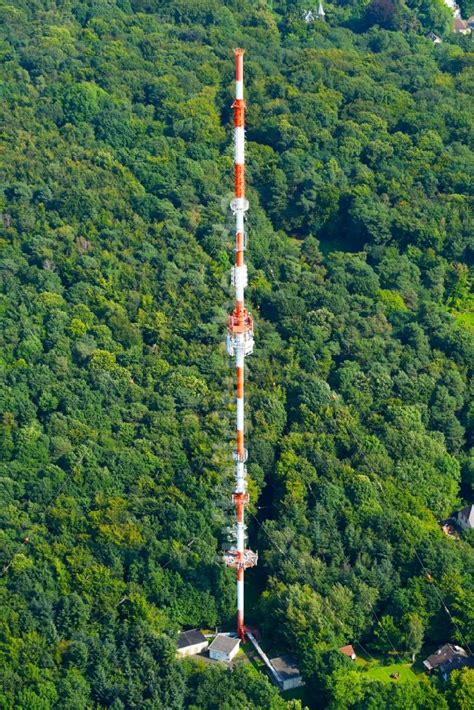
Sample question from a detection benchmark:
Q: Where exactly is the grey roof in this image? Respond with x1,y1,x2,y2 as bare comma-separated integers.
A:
423,644,467,670
208,634,240,655
458,505,474,527
270,655,302,680
440,656,474,677
177,629,207,649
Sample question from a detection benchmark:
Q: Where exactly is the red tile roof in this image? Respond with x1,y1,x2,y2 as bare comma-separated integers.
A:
454,18,468,30
339,644,356,657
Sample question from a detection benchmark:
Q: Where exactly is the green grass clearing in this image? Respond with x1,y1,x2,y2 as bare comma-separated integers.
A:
363,662,419,683
454,310,474,333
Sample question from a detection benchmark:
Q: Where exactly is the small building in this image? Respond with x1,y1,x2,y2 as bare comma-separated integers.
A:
453,17,471,33
208,634,240,662
270,656,304,691
423,643,469,679
468,16,474,29
457,504,474,530
423,643,467,671
339,644,357,661
176,629,208,658
426,31,443,44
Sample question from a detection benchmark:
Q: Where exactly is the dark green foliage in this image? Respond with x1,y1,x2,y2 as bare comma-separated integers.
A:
0,1,472,708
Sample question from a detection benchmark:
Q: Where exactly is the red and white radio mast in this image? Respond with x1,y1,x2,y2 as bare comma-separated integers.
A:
223,48,258,641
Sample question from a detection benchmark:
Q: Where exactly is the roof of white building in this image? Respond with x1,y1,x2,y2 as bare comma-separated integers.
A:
208,634,240,655
270,655,302,681
177,629,207,649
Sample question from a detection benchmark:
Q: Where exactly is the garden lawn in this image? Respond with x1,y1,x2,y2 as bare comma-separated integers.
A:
363,662,420,683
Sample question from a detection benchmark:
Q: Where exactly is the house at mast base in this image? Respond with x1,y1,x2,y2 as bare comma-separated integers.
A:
208,634,240,662
176,629,208,658
270,656,304,691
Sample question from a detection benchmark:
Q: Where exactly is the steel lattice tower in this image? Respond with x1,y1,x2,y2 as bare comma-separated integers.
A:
223,49,258,641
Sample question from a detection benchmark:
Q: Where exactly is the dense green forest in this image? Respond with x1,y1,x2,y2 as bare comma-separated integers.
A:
0,0,473,708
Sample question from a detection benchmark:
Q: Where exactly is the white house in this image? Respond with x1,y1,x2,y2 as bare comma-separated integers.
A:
176,629,208,658
208,634,240,662
270,656,304,691
457,504,474,530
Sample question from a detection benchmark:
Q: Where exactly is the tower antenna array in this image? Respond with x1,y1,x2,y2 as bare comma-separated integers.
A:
223,48,258,641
